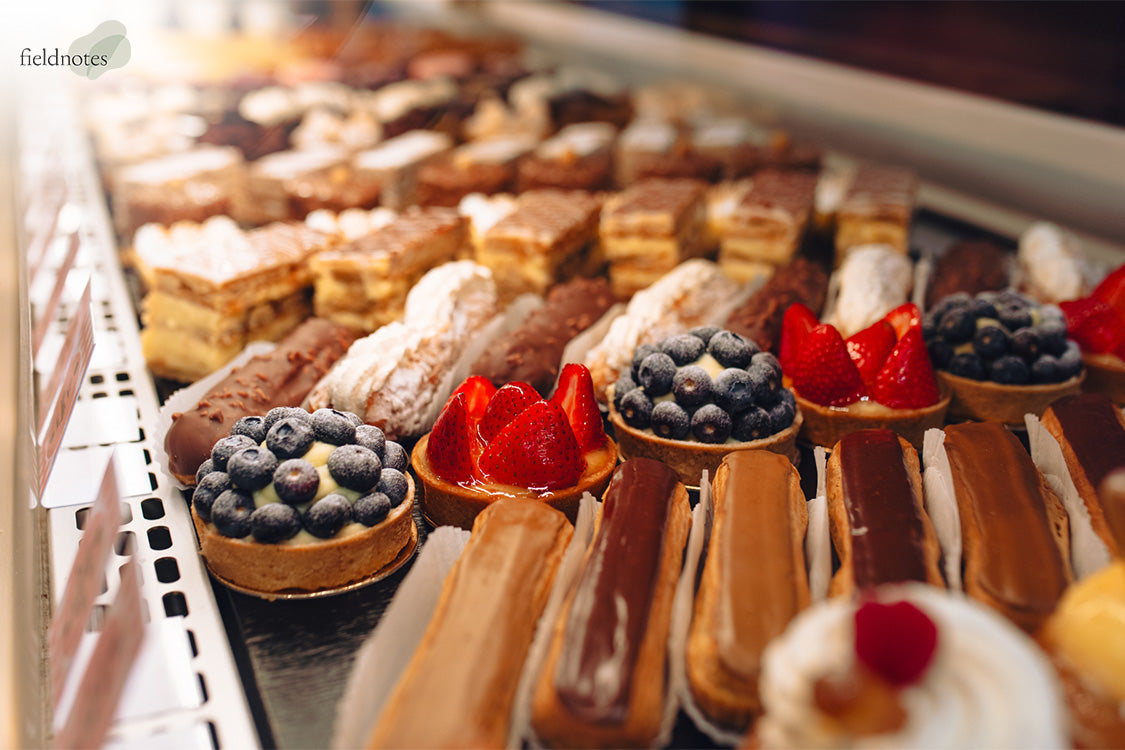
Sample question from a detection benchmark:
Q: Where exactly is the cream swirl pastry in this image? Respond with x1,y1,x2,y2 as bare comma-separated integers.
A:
825,244,913,338
756,583,1065,749
1018,222,1089,304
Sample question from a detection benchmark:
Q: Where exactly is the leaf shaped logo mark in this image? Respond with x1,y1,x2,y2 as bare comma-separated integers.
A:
68,20,130,80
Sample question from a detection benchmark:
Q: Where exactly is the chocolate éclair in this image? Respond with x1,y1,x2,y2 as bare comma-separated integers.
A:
1041,393,1125,557
826,428,944,596
686,451,810,731
942,421,1072,632
532,458,691,747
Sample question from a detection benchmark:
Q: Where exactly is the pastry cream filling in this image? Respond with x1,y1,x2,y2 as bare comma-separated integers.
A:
1044,562,1125,704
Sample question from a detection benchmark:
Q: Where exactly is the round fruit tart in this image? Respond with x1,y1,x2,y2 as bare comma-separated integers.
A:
412,364,617,530
780,302,948,448
191,407,416,597
922,290,1084,424
607,327,801,485
1058,262,1125,405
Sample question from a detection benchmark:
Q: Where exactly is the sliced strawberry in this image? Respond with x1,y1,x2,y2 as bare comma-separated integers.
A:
549,363,607,451
883,303,922,340
854,599,938,687
790,324,866,407
448,375,496,422
478,400,583,492
871,327,941,408
425,392,476,483
846,320,897,387
1093,262,1125,314
1060,297,1125,354
779,303,820,375
478,382,540,443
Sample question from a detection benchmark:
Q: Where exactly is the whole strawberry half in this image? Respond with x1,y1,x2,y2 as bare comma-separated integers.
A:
550,363,607,451
1060,297,1125,354
478,382,540,443
871,327,941,408
426,392,477,483
846,320,897,387
779,303,820,374
854,599,938,687
884,302,922,340
790,324,866,407
447,375,497,422
1093,262,1125,315
478,400,583,491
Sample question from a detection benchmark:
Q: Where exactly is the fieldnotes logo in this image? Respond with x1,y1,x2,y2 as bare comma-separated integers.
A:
21,20,131,79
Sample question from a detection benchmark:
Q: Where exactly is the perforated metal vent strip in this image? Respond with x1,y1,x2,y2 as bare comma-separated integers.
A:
25,86,260,749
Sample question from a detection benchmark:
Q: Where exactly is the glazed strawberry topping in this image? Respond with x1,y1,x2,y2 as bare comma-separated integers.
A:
790,324,867,407
550,363,608,452
478,381,540,442
1093,262,1125,312
872,327,942,408
448,375,496,421
1060,297,1125,355
854,599,938,687
846,320,897,387
779,303,820,374
478,400,583,491
425,392,477,483
884,302,922,340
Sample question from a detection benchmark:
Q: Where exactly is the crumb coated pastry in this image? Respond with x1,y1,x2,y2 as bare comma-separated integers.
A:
755,584,1066,748
825,244,913,338
367,499,573,749
1019,222,1090,304
923,239,1013,310
164,317,356,485
531,458,691,748
724,257,829,352
686,451,810,731
471,277,616,395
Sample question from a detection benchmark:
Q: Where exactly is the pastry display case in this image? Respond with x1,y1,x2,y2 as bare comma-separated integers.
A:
5,1,1124,748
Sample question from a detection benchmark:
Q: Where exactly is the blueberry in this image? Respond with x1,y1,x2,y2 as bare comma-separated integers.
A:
327,444,382,492
745,359,780,402
266,416,315,459
927,338,955,369
750,352,782,388
354,492,393,526
619,388,654,429
659,333,706,366
614,371,638,411
972,325,1009,360
382,441,408,472
272,458,320,505
671,365,712,408
227,446,280,491
211,435,257,471
354,424,386,455
998,290,1033,307
998,304,1033,331
342,411,364,427
311,408,357,445
211,489,255,538
1058,341,1084,379
768,389,797,433
921,313,939,341
631,343,660,378
968,298,999,319
650,401,691,440
1037,322,1068,357
263,406,310,433
930,293,972,324
637,352,676,397
304,494,353,539
375,468,410,507
1009,328,1042,363
688,325,721,346
713,368,755,413
708,331,756,369
938,308,976,344
948,352,986,380
195,458,215,484
1031,355,1062,384
231,416,267,444
192,471,231,523
990,355,1030,385
1039,304,1066,326
691,404,732,444
732,405,771,442
250,503,301,544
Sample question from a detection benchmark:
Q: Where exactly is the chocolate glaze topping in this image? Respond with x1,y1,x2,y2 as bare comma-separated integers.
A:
838,429,928,587
554,457,679,724
1049,393,1125,501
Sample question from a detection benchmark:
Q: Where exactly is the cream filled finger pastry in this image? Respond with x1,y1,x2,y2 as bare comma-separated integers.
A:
755,584,1067,749
411,364,617,529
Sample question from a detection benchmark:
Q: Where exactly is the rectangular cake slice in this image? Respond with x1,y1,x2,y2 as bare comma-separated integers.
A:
835,163,917,262
517,122,616,192
353,130,454,209
415,134,538,207
720,168,818,281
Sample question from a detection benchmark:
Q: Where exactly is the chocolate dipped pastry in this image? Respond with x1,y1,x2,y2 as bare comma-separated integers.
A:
1041,393,1125,557
686,451,810,732
924,239,1013,310
941,421,1072,632
471,277,615,395
724,257,829,352
165,318,355,485
368,499,573,749
826,429,944,596
531,458,691,747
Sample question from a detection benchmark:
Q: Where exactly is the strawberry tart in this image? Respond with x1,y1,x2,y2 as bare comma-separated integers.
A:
1059,262,1125,405
411,364,618,529
781,302,948,448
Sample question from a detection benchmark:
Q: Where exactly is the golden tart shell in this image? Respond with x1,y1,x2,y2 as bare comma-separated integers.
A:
939,370,1084,426
1080,353,1125,406
794,390,950,449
